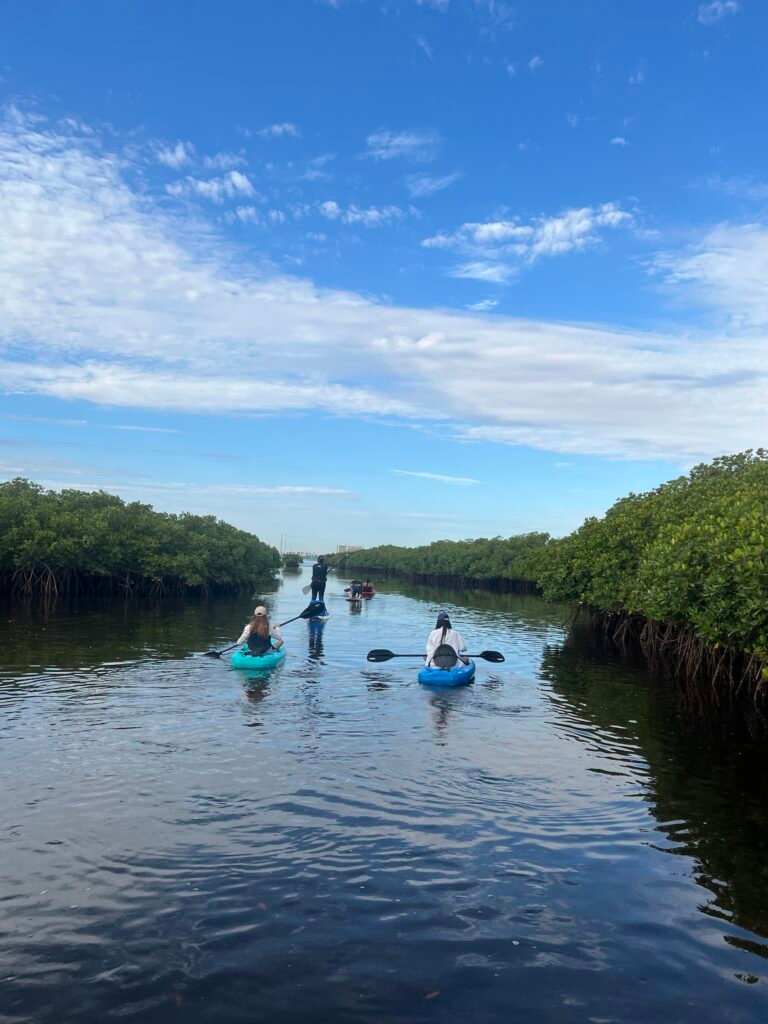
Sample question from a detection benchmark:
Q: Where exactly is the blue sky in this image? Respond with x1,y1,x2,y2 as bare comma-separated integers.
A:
1,0,766,552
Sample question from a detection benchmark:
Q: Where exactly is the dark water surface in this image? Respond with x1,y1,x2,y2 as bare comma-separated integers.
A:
2,570,767,1023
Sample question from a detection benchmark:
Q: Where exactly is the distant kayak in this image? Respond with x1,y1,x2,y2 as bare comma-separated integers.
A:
231,645,286,671
418,658,475,687
362,590,375,599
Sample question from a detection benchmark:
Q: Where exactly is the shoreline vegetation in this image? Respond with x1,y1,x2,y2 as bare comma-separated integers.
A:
0,478,280,602
338,451,768,707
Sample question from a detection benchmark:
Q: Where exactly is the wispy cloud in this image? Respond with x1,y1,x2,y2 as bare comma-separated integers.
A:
167,170,258,203
698,1,740,25
156,141,194,168
364,129,442,162
700,175,768,201
1,413,180,433
415,35,433,60
450,261,513,283
319,200,405,226
2,109,767,463
474,0,515,32
202,151,246,170
566,113,580,128
391,470,481,485
611,136,629,146
528,55,544,71
423,203,633,277
650,222,768,328
257,122,300,138
416,0,450,9
466,298,498,312
404,171,462,197
628,65,646,85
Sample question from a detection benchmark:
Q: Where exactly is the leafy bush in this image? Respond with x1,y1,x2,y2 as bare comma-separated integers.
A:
0,478,280,590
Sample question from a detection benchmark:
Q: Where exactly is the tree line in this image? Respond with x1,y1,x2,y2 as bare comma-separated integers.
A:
342,451,768,694
0,477,280,601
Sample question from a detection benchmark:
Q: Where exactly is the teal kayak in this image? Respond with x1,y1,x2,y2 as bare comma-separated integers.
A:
231,644,286,671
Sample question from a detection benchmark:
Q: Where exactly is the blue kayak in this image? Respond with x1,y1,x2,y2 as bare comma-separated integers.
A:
307,600,331,621
231,644,286,671
418,658,476,687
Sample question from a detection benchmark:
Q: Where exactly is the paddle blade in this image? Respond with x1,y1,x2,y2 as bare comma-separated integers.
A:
203,649,223,658
477,650,505,663
302,583,312,594
367,649,395,662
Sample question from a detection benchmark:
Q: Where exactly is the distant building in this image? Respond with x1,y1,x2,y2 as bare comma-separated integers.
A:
336,544,363,554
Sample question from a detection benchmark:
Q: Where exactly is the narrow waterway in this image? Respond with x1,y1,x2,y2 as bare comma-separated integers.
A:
1,569,767,1023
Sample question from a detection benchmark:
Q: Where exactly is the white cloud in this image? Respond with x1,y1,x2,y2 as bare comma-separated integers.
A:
698,1,740,25
392,470,481,485
611,136,629,146
230,205,261,224
404,171,462,197
628,67,645,85
701,175,768,201
474,0,515,31
156,141,194,168
566,114,580,128
466,298,499,311
415,35,433,60
449,262,514,283
2,109,767,463
257,122,300,138
167,170,257,203
528,55,544,71
319,199,404,226
650,222,768,327
415,0,449,9
364,129,442,162
202,151,246,170
423,203,633,275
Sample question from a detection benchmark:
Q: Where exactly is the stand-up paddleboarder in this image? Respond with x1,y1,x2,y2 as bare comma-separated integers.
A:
311,555,329,601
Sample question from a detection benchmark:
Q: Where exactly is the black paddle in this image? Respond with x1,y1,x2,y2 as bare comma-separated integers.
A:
203,604,320,659
366,647,505,664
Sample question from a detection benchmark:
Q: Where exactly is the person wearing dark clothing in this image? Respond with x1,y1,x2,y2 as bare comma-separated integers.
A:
350,579,363,598
311,555,329,601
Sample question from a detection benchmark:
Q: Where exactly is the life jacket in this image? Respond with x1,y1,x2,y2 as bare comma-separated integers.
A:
247,628,273,656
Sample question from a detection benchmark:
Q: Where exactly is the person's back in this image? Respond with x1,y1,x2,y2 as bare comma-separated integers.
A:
311,556,329,600
425,612,468,667
350,579,363,597
237,606,283,657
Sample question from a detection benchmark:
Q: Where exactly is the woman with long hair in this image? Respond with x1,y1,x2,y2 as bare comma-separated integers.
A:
236,606,284,657
425,611,469,668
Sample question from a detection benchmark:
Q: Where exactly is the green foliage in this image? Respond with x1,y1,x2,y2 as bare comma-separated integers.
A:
344,451,768,661
281,552,303,568
0,478,280,590
536,450,768,658
343,533,550,581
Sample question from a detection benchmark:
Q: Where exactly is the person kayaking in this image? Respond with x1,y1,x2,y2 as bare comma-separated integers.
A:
237,606,284,657
311,555,329,601
362,579,374,596
425,611,469,667
349,579,363,598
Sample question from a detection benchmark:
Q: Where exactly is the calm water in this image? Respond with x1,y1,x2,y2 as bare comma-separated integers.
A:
1,569,767,1023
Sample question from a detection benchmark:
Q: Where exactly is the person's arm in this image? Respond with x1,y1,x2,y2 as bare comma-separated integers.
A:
455,631,469,664
270,625,284,649
425,631,435,665
237,623,250,645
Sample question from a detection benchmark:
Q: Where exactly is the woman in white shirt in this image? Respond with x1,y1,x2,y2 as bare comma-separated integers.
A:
237,606,284,657
425,611,469,667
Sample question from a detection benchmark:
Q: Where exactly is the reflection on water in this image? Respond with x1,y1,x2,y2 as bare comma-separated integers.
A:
1,573,767,1023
